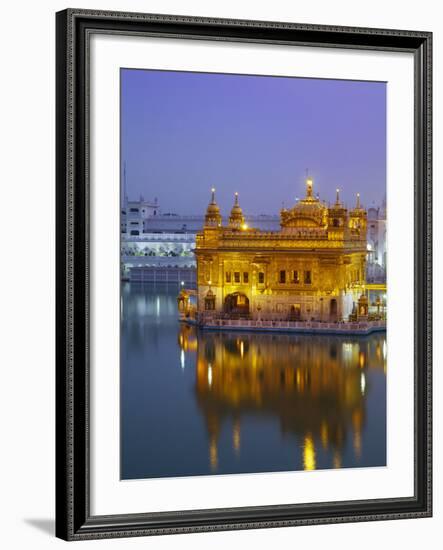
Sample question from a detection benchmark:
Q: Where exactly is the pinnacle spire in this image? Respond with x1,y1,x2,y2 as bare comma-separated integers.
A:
336,188,340,205
306,177,313,199
229,191,245,228
205,187,222,227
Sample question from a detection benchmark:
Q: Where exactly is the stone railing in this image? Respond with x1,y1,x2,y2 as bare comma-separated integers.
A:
194,317,386,334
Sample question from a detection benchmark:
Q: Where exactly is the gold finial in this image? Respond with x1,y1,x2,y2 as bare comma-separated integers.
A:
356,192,361,209
336,188,340,205
234,191,239,205
306,177,313,198
211,187,216,203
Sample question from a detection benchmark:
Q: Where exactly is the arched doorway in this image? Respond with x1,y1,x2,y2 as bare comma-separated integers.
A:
289,304,301,321
329,298,338,321
224,293,250,316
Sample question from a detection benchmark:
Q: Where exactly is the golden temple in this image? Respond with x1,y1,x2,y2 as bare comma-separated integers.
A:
180,177,372,326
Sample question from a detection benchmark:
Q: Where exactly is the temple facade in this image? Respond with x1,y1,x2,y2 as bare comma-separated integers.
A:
191,178,368,323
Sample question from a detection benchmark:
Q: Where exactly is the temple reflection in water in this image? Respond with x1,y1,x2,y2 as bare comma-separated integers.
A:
121,285,386,480
178,324,386,473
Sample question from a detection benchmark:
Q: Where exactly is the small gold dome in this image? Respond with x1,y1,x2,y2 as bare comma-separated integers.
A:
350,193,366,217
326,188,348,229
205,188,222,226
229,192,245,228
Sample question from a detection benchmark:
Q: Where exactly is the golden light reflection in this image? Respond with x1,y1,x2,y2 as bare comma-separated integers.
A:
352,409,363,461
360,373,366,395
178,326,198,352
376,344,381,360
303,433,316,471
296,369,302,389
353,430,362,459
333,451,342,469
209,437,218,471
178,327,386,471
233,419,241,455
320,421,329,450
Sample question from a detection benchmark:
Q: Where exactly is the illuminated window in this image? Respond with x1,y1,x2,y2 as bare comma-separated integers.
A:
279,270,286,284
243,272,249,283
258,272,265,284
234,272,240,283
225,272,231,283
292,270,300,283
304,270,312,284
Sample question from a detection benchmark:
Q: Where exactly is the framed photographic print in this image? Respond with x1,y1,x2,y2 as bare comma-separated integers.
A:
55,8,432,540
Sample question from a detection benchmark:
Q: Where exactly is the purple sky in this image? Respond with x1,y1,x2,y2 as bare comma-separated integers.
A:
121,69,386,215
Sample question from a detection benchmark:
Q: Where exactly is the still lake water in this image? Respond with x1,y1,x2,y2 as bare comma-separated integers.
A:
121,283,386,480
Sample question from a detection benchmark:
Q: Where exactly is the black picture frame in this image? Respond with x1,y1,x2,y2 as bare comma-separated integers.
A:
55,8,432,541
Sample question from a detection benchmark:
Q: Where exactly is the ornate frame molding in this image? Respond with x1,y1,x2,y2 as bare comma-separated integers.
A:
55,9,432,540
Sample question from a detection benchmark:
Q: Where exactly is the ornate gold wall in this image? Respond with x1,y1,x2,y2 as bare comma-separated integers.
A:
195,179,367,322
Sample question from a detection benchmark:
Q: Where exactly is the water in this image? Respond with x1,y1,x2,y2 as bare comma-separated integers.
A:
121,283,386,480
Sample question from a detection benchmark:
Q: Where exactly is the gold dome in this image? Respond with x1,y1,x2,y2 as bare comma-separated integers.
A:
229,192,245,228
328,188,348,223
205,188,222,227
350,193,366,216
281,177,327,228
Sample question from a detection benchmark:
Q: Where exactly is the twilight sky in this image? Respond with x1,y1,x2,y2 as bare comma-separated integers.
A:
121,68,386,215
